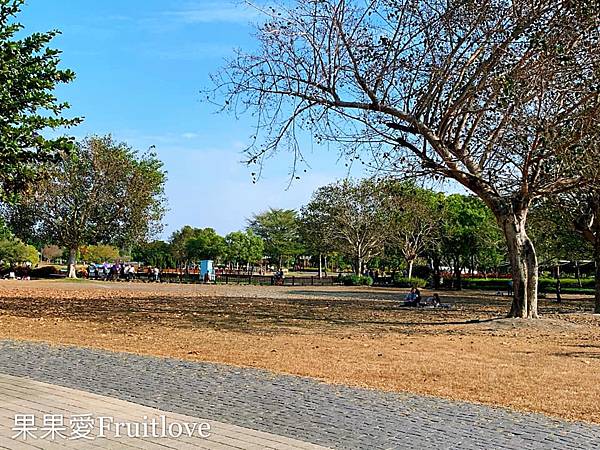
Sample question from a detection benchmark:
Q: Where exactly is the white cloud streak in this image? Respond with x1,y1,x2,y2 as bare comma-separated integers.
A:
164,2,262,25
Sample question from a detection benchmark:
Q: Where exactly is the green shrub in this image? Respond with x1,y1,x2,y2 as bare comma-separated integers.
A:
462,278,511,290
538,278,595,291
393,274,427,288
460,277,595,293
340,274,373,286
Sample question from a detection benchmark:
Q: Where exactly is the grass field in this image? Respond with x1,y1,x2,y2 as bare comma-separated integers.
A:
0,280,599,424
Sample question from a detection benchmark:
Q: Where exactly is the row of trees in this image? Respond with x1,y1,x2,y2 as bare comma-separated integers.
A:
133,227,264,270
301,179,504,282
135,180,507,284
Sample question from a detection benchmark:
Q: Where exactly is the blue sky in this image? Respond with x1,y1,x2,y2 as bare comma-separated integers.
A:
19,0,367,239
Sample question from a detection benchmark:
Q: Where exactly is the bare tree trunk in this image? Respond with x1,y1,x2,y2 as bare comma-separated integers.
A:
67,247,78,279
555,263,562,303
594,243,600,314
355,256,363,275
407,259,414,280
318,253,323,279
432,256,441,289
575,261,582,288
500,211,539,319
454,257,462,290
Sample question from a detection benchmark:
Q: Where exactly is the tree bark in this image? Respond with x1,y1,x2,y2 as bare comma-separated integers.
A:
407,259,414,280
453,257,462,290
432,256,441,289
318,253,323,279
499,211,539,318
575,261,582,288
555,263,562,303
594,243,600,314
355,256,363,275
67,247,78,279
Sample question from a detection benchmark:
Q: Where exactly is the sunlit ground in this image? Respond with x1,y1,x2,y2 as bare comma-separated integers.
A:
1,280,599,423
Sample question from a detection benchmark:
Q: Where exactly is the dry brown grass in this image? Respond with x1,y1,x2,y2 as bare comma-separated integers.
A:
1,280,599,423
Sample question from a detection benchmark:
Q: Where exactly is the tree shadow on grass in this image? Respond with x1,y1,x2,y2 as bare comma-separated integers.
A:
0,292,590,335
552,351,600,359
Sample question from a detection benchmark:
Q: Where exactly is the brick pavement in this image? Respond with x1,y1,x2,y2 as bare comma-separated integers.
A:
0,373,327,449
0,340,599,449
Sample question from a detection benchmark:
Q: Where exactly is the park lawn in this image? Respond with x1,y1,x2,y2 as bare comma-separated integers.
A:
0,280,599,424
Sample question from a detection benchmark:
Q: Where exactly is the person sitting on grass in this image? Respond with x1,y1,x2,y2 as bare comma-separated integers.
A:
404,287,420,307
422,293,451,308
421,293,441,307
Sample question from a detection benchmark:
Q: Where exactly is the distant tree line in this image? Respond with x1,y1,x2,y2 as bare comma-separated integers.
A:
131,177,596,294
131,179,506,285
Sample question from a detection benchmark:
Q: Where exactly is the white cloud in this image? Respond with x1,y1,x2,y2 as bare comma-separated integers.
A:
164,2,262,25
145,42,235,61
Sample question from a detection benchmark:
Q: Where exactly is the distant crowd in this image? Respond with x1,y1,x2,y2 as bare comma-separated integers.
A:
85,263,160,282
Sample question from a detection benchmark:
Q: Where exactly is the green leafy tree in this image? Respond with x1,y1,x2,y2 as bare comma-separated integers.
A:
248,208,303,268
0,0,81,201
301,179,388,275
4,136,167,277
169,225,200,266
441,195,504,288
225,230,264,272
80,244,120,264
0,238,38,265
299,199,338,277
132,241,175,268
186,228,226,261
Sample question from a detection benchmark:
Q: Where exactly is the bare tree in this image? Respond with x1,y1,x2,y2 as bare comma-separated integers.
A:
213,0,600,317
384,182,442,280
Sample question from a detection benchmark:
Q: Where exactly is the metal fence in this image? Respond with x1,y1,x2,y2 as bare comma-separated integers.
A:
123,271,341,286
215,273,340,286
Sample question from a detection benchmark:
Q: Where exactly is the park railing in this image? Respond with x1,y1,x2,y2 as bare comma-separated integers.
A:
127,271,341,286
215,273,341,286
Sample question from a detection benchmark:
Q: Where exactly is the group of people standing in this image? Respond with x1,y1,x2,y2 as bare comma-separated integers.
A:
87,262,138,281
87,263,163,282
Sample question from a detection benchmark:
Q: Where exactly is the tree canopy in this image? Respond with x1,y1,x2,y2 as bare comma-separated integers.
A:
4,135,167,277
186,228,227,261
301,179,389,274
225,230,264,268
0,0,80,201
248,208,303,268
0,238,38,266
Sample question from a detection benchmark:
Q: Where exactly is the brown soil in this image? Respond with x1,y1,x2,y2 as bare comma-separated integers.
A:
1,280,599,424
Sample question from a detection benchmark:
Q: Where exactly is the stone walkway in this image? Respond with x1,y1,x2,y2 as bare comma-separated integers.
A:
0,373,326,449
0,340,599,449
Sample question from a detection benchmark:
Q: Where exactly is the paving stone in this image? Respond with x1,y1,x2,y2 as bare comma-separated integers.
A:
0,340,599,449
